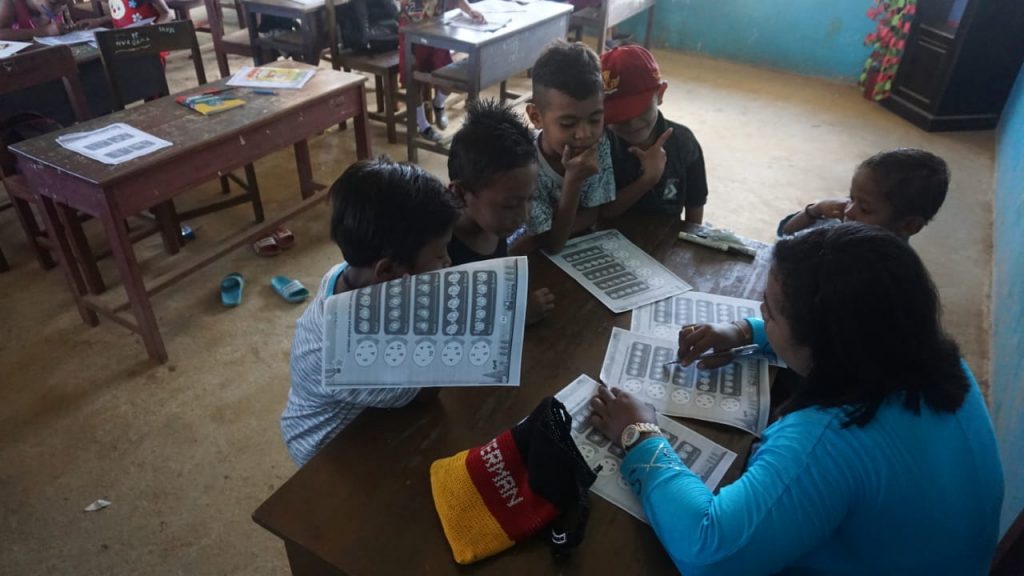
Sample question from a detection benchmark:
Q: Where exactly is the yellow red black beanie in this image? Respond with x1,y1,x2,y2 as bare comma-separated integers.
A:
430,397,597,564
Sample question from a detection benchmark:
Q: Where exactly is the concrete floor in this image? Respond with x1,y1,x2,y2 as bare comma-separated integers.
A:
0,33,994,575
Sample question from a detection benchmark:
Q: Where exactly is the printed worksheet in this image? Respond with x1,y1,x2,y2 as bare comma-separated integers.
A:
56,123,171,165
35,28,107,46
322,257,528,389
544,230,692,313
556,374,737,524
227,66,315,89
0,40,32,58
600,328,770,436
630,291,787,367
444,12,511,31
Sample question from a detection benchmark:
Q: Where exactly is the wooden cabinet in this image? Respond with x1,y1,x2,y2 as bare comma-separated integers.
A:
882,0,1024,131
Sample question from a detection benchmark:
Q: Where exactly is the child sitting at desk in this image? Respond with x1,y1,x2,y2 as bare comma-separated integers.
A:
447,97,555,322
281,158,459,467
1,0,81,39
398,0,484,142
598,45,709,224
510,40,617,255
777,148,949,241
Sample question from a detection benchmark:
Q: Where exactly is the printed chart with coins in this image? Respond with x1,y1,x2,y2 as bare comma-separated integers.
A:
322,257,529,388
600,328,771,436
555,375,736,523
544,230,692,313
630,291,786,367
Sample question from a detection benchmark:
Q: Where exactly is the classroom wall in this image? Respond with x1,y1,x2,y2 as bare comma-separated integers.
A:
992,64,1024,536
620,0,875,82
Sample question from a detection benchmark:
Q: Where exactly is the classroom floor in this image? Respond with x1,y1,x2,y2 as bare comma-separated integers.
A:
0,31,995,575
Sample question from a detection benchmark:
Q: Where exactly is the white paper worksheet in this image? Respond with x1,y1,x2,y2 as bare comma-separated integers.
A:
0,40,32,58
444,12,511,31
600,328,771,436
544,230,692,313
630,291,787,367
322,257,528,389
56,123,171,165
34,28,107,46
555,374,737,524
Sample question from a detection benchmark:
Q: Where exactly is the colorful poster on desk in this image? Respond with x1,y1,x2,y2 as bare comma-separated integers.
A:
600,327,771,436
543,229,692,313
555,374,736,523
226,66,316,89
322,257,529,389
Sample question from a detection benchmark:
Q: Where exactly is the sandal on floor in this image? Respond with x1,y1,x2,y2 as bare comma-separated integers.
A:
220,272,244,307
253,236,281,257
433,105,448,130
272,227,295,250
271,275,309,303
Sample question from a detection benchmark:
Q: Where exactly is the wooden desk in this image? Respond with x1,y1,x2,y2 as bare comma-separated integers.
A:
9,62,371,363
402,1,573,162
242,0,349,66
253,213,771,575
571,0,656,55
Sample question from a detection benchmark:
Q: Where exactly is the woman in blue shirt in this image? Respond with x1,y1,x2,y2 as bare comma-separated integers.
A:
589,222,1004,575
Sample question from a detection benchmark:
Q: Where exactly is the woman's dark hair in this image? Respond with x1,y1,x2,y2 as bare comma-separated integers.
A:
329,157,459,267
531,39,603,107
772,222,968,427
448,98,536,192
859,148,949,223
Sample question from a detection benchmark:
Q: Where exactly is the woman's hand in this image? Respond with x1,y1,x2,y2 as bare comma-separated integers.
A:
677,322,749,369
589,384,657,448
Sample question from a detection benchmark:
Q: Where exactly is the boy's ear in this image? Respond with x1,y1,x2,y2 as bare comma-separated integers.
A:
526,103,543,129
373,257,410,282
450,181,469,204
656,82,668,105
896,216,926,238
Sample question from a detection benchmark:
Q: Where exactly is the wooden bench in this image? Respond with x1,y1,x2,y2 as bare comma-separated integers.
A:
334,50,406,144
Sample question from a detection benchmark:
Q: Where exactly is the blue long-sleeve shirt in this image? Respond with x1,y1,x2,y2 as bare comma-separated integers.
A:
622,318,1004,575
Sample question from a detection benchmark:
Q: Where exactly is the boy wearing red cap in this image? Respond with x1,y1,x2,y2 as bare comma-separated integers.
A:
599,45,708,223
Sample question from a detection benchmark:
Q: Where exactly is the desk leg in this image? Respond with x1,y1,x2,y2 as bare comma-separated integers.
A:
294,140,315,200
404,37,418,163
300,14,319,65
597,8,609,53
35,196,98,326
354,84,372,160
643,5,655,49
63,212,106,294
284,541,344,576
247,11,263,65
99,202,167,363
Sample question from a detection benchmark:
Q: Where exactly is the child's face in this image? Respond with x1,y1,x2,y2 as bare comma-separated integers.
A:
607,86,666,147
528,89,604,161
844,167,900,232
411,228,454,274
462,164,538,237
761,271,812,376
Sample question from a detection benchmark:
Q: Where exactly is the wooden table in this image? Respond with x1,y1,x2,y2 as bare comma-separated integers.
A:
243,0,349,66
571,0,656,54
402,1,573,162
9,62,371,364
253,213,772,575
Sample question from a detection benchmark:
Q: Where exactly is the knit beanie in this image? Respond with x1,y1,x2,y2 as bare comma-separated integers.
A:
430,397,597,564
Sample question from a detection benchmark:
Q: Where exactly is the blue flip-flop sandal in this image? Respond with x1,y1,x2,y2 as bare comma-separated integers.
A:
271,275,309,304
220,272,244,307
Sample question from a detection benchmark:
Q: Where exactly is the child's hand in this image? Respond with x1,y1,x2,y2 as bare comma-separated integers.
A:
42,19,68,35
677,322,748,369
562,143,600,185
526,287,555,324
809,198,849,220
630,127,673,185
464,7,485,22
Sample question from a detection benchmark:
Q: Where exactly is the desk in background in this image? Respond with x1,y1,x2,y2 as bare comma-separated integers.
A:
253,213,772,575
10,62,371,363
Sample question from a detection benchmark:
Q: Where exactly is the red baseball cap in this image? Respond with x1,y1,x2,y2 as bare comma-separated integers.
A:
601,45,664,125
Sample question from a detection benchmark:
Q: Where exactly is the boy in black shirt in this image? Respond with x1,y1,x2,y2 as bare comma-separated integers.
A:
599,45,708,223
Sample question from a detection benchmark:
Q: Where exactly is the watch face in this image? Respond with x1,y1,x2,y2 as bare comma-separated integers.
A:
621,425,639,448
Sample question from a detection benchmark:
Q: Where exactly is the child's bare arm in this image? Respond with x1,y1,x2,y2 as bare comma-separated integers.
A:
683,205,704,224
600,128,673,220
454,0,484,21
151,0,173,22
544,143,600,253
781,198,847,235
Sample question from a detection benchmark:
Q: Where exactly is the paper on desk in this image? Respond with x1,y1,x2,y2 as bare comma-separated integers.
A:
57,122,172,165
35,28,108,46
322,257,529,389
445,12,512,32
630,291,787,367
226,66,316,89
544,229,692,314
0,40,32,58
555,374,737,523
471,0,526,13
600,327,771,436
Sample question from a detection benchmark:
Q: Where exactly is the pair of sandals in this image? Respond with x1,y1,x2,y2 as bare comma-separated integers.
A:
252,227,295,257
220,273,309,307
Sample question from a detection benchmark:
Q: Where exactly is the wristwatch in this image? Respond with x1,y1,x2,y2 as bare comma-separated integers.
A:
621,422,662,450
